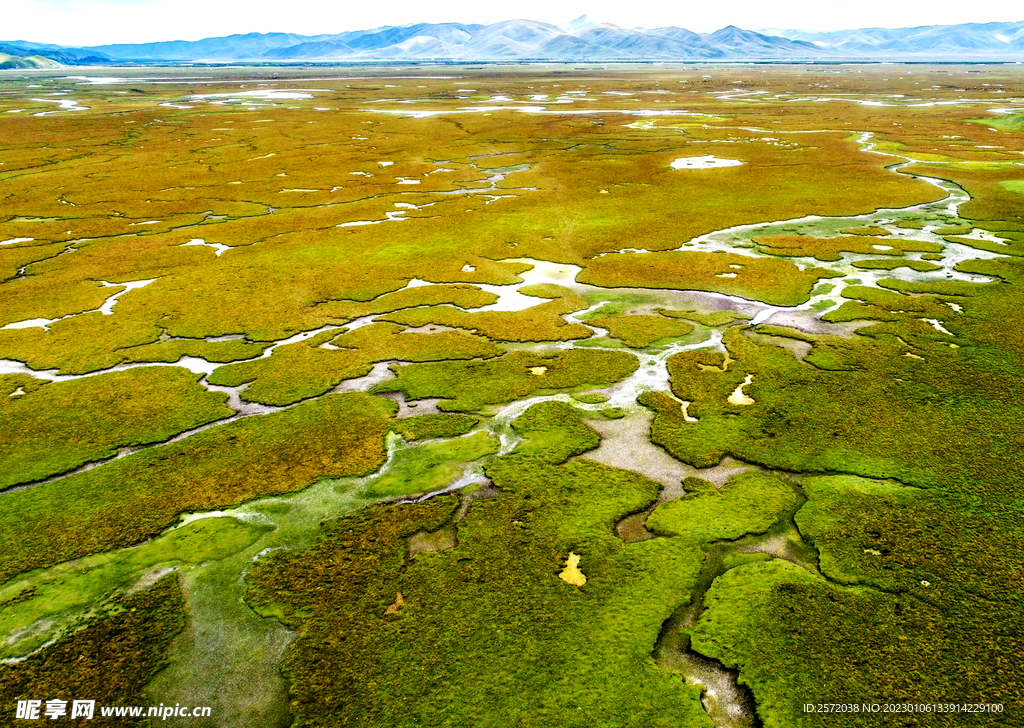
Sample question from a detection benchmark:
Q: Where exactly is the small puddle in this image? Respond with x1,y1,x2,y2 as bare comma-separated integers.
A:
559,552,587,587
727,374,755,406
671,156,743,170
921,318,954,336
383,591,405,616
182,238,230,257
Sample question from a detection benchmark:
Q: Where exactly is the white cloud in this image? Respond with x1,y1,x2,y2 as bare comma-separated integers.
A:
6,0,1022,46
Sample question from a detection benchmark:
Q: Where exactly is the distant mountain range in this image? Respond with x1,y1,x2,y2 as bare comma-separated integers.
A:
2,17,1023,65
79,21,820,63
771,21,1024,57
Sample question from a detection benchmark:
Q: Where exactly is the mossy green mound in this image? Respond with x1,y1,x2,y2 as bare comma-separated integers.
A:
0,517,267,659
366,431,499,499
390,414,479,441
658,307,750,327
579,250,838,307
373,349,639,412
648,472,798,541
0,393,395,582
0,575,185,726
690,557,1021,727
0,367,232,489
586,314,695,348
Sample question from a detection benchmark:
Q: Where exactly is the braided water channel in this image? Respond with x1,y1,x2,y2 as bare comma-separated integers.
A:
0,130,1008,726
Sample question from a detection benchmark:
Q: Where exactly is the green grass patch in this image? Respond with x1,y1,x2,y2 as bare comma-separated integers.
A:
0,367,233,489
969,112,1024,133
0,517,267,658
0,575,185,725
998,179,1024,195
571,393,610,404
579,291,660,318
586,314,694,348
579,250,839,307
839,226,888,236
365,431,499,499
648,472,799,541
373,350,639,412
658,307,751,327
850,258,942,272
0,393,395,583
390,414,479,441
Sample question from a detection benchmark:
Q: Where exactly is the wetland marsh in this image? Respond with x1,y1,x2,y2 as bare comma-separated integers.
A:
1,63,1023,727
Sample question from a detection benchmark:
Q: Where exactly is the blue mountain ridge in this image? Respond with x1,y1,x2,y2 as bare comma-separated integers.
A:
3,18,1023,64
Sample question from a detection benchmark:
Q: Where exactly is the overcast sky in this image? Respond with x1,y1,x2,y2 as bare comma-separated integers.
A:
6,0,1022,46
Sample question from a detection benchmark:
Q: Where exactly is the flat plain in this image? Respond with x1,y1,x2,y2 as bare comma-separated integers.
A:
0,63,1022,727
